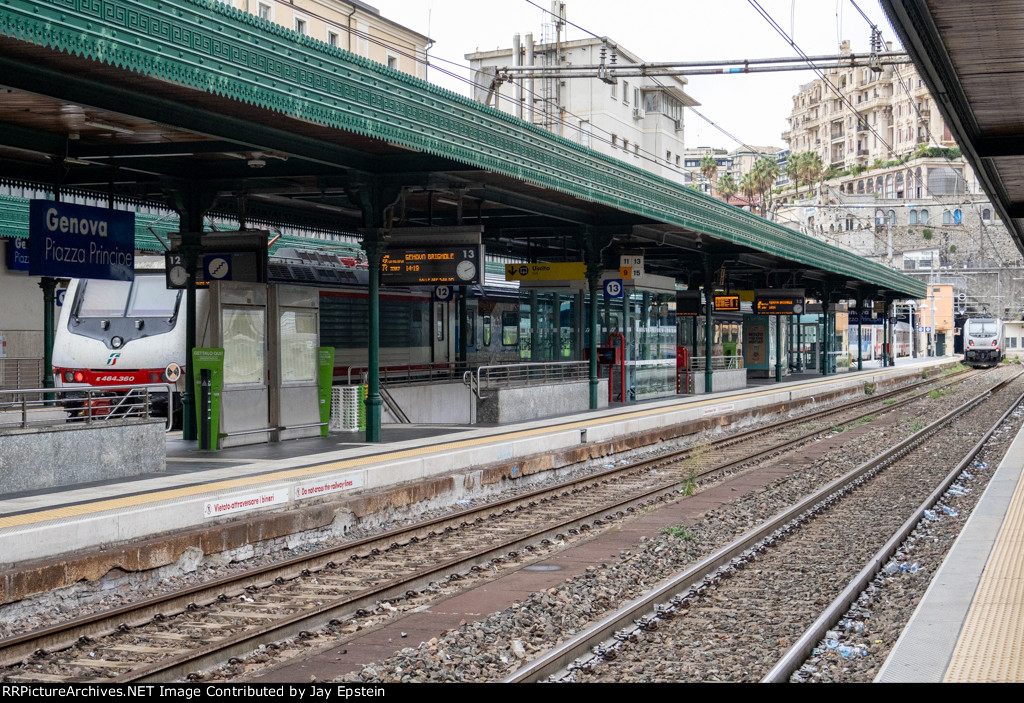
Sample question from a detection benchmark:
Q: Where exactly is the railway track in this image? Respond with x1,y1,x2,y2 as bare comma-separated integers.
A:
0,366,990,682
505,369,1024,683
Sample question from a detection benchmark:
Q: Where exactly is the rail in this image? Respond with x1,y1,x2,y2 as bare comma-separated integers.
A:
0,384,174,432
829,351,852,371
689,355,744,371
0,357,43,390
463,360,590,397
342,363,464,386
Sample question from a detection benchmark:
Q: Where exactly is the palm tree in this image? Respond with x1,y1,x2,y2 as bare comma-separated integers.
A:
716,173,738,203
752,157,780,217
739,172,758,211
700,153,718,196
786,152,805,196
797,151,823,196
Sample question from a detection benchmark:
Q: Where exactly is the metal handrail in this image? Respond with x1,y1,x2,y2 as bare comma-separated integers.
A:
343,363,463,386
0,357,44,390
0,384,174,432
466,361,590,392
690,355,745,371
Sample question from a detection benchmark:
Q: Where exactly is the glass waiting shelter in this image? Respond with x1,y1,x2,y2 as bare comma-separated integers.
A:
517,273,677,402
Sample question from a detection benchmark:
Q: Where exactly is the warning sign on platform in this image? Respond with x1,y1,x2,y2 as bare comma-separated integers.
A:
203,488,289,518
293,472,364,501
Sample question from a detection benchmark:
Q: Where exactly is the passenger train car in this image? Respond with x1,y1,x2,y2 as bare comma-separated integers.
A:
963,318,1004,367
51,251,523,418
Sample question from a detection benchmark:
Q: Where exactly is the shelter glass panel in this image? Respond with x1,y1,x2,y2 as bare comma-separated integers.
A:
222,307,265,386
280,310,317,383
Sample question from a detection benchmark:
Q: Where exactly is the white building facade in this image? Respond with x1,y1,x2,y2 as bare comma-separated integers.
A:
467,37,699,187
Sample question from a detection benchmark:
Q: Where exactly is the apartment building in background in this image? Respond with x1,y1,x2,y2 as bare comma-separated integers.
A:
466,24,699,187
234,0,431,79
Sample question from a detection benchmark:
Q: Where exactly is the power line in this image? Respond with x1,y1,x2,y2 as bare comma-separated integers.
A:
753,0,1007,269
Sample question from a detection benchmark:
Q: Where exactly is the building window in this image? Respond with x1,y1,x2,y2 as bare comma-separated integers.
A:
920,209,929,224
327,30,340,47
982,208,992,221
954,209,962,224
942,210,951,224
909,210,918,225
888,210,896,225
875,209,885,225
580,120,591,149
622,81,630,105
257,2,271,21
857,180,864,194
387,54,399,70
610,81,616,100
294,17,308,35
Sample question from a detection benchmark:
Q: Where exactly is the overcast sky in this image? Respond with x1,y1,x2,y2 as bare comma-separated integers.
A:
369,0,900,149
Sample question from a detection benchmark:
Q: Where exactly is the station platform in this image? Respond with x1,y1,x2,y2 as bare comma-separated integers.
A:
877,399,1024,683
0,357,956,599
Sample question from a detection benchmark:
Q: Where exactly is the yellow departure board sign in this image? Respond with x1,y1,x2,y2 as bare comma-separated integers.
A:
713,295,741,312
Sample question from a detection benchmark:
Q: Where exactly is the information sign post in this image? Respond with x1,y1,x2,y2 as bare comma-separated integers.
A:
191,348,224,451
318,347,335,437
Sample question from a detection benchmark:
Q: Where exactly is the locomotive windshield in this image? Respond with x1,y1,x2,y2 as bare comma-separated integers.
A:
968,322,998,337
75,275,180,318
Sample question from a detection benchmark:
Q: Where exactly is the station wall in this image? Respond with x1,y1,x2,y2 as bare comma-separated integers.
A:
0,239,46,360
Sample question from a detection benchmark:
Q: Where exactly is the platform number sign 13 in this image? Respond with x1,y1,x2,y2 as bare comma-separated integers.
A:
604,279,624,299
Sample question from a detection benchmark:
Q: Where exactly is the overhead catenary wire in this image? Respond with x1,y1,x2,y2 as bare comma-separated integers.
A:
339,4,750,186
751,0,1010,271
524,0,778,186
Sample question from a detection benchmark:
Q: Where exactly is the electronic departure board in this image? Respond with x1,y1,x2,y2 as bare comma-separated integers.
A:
381,246,484,285
676,292,701,316
713,295,741,312
754,296,805,314
753,289,805,315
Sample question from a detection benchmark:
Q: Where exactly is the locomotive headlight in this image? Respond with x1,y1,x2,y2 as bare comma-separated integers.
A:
111,336,124,349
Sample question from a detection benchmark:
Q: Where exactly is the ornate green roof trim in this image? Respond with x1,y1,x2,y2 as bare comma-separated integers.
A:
0,0,924,297
0,194,361,253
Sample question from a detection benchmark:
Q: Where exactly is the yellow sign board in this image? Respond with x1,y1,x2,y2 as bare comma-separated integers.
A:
713,295,741,312
505,262,587,281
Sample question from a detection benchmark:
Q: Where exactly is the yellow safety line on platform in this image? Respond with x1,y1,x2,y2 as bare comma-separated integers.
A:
0,368,907,532
944,461,1024,682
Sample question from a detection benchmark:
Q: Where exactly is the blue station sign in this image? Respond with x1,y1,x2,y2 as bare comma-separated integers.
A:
29,200,134,280
5,237,29,271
